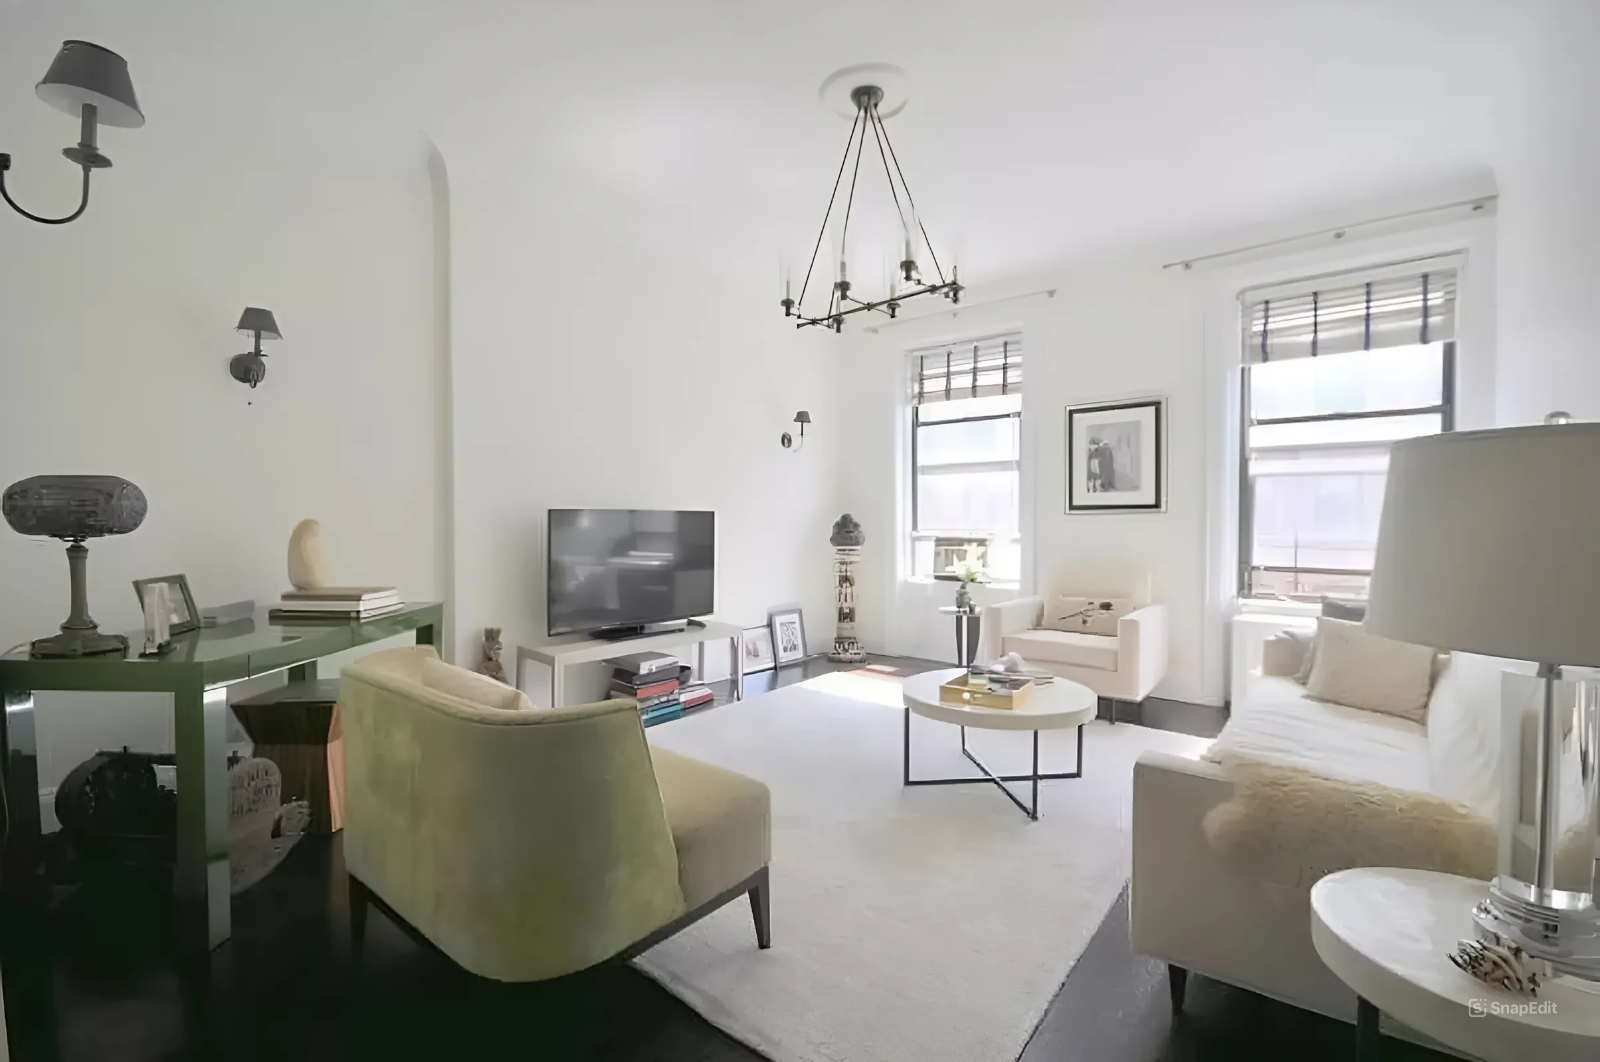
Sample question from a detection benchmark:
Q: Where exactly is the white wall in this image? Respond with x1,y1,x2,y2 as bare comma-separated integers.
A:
435,142,842,702
837,199,1499,706
837,264,1214,700
0,28,444,788
1493,0,1600,425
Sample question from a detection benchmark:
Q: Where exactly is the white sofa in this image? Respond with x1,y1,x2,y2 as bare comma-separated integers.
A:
1131,643,1507,1028
977,592,1168,718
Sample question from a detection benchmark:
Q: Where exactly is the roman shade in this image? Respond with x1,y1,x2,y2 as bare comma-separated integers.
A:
911,334,1023,404
1241,257,1458,364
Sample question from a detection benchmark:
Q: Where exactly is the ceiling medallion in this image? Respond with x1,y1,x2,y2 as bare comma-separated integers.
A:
782,65,961,332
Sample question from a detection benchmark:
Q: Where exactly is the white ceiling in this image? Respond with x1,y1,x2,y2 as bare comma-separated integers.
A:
2,0,1538,281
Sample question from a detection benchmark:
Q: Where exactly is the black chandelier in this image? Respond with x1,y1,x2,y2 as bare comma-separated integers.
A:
782,81,961,332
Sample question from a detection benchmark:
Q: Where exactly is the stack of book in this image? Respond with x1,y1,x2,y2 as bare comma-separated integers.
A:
269,587,404,622
609,651,691,727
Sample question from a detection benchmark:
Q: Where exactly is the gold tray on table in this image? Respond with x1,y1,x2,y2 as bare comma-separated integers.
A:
938,673,1035,710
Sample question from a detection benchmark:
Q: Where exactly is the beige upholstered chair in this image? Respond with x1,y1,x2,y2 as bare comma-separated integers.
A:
977,575,1169,722
339,645,771,982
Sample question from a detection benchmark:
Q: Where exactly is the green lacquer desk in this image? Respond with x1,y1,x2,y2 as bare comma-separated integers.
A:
0,602,442,951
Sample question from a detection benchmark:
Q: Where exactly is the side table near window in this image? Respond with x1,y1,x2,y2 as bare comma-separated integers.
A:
1310,867,1600,1062
938,606,982,666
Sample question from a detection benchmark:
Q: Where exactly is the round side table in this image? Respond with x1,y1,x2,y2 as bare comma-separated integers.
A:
901,667,1095,820
1310,867,1600,1062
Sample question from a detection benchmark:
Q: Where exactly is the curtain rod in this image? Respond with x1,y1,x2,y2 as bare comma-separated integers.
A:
1161,195,1496,272
863,287,1056,333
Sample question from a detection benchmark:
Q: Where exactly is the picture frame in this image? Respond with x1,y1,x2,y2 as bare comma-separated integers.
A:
1066,396,1167,513
741,625,776,675
133,574,202,636
768,606,807,667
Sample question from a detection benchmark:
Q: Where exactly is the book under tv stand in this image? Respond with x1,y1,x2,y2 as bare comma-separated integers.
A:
515,619,744,710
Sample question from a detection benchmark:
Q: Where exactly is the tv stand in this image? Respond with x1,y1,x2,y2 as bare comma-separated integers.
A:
515,619,744,709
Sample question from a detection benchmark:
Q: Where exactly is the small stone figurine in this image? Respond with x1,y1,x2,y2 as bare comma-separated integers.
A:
477,626,507,683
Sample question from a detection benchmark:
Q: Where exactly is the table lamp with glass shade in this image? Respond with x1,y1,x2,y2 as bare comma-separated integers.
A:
1365,414,1600,980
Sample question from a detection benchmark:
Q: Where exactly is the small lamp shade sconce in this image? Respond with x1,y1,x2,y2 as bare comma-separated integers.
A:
1,41,144,225
229,307,282,390
781,410,812,450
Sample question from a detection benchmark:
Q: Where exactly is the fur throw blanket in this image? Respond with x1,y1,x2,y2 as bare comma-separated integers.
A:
1202,759,1592,900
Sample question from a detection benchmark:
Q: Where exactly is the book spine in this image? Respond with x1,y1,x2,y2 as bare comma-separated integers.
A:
611,679,679,699
276,595,400,608
612,665,692,686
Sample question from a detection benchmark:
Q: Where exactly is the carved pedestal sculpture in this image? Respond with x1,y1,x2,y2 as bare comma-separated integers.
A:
829,514,866,663
2,475,147,657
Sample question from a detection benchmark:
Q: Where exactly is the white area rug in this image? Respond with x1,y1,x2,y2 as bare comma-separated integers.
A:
639,670,1211,1062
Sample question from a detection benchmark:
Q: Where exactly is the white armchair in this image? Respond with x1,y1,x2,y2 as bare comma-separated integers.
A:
977,582,1168,722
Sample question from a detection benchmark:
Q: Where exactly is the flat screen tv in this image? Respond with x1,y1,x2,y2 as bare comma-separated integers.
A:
547,509,715,638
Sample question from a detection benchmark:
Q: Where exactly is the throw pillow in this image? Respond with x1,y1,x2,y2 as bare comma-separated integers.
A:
1041,595,1131,636
1304,617,1436,723
421,656,532,711
1294,631,1318,685
1425,652,1506,818
1261,628,1313,678
1320,596,1367,622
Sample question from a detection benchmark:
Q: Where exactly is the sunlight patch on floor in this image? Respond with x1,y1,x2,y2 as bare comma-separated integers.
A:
800,669,906,707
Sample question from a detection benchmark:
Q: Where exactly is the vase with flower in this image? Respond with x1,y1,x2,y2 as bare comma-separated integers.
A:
946,544,990,613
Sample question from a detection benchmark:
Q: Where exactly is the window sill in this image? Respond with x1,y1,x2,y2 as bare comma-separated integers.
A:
1236,598,1321,618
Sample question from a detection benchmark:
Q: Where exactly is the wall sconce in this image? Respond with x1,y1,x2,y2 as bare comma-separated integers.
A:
0,41,144,225
781,411,811,450
229,308,282,389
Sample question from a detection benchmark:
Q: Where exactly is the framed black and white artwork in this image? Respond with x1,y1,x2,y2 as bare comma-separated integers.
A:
1066,397,1166,513
768,607,807,666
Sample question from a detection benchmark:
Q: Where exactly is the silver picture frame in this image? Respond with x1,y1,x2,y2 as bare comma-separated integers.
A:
768,606,807,666
132,573,201,636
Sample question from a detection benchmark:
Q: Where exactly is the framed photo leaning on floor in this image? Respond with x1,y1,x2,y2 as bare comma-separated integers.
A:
1066,396,1166,513
741,625,776,674
768,606,807,666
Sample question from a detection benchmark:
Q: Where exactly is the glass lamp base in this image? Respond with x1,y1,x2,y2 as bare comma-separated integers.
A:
1479,666,1600,980
1474,889,1600,981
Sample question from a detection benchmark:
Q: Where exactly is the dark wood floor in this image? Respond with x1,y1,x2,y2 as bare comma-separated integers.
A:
0,654,1448,1061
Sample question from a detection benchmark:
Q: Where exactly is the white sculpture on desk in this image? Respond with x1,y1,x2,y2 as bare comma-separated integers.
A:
829,514,866,663
287,518,327,591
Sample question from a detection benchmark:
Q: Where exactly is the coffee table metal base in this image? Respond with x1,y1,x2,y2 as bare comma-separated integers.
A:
902,705,1084,820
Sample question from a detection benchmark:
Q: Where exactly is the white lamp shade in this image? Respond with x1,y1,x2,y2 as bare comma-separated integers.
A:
1365,422,1600,666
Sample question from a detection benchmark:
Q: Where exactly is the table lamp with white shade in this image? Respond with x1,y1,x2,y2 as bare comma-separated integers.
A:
1366,414,1600,979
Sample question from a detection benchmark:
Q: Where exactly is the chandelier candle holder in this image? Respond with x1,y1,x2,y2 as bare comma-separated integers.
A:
782,65,962,333
829,513,866,663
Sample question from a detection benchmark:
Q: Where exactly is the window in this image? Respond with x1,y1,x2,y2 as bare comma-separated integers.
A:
1240,261,1457,601
909,335,1023,582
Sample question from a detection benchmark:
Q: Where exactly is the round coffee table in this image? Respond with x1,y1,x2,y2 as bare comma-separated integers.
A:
1311,867,1600,1062
902,667,1096,820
